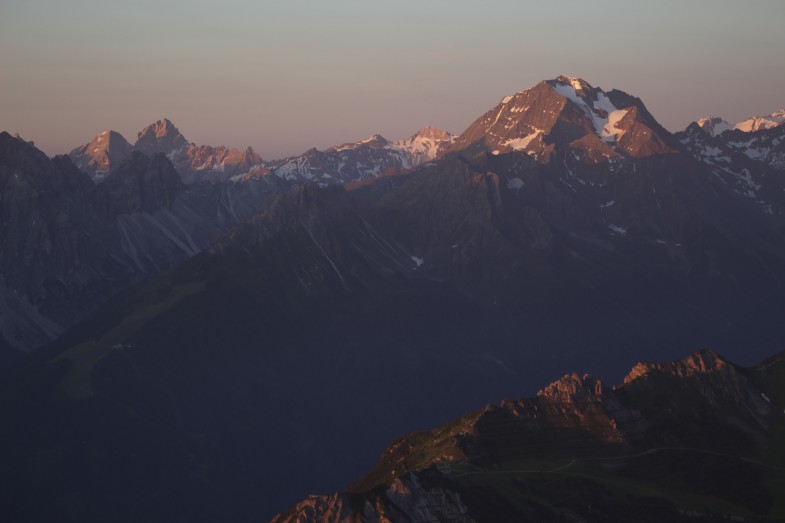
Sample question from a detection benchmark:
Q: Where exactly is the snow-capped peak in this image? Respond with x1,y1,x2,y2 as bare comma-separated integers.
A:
695,116,732,137
734,110,785,133
394,127,455,165
137,118,183,141
548,76,628,142
411,126,453,142
553,74,591,93
362,134,388,144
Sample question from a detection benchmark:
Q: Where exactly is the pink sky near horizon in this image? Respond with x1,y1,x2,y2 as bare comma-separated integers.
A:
1,0,783,160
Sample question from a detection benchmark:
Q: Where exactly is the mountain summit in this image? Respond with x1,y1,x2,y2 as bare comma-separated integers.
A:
134,118,189,157
68,130,133,181
735,109,785,133
448,75,676,162
695,115,733,137
689,110,784,136
68,119,266,183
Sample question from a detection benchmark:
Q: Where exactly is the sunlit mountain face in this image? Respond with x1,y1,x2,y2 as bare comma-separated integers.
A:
276,349,785,523
1,76,785,522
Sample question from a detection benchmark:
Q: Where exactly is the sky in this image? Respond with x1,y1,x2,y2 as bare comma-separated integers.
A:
1,0,784,160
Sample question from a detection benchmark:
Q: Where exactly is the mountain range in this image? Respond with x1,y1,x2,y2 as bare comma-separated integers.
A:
0,133,286,356
69,119,266,184
275,349,785,522
1,75,784,522
68,119,455,186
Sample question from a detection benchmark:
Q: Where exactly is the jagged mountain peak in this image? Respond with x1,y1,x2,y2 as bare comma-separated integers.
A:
410,125,453,142
537,372,606,402
127,119,266,182
99,129,125,140
623,348,730,384
548,74,595,94
277,349,776,522
688,109,785,136
137,117,181,139
270,127,455,184
694,115,732,136
86,129,128,147
688,110,785,136
134,117,189,156
360,133,389,146
734,109,785,132
68,129,133,180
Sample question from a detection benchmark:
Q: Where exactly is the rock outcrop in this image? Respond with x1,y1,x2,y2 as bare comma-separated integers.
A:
276,350,779,522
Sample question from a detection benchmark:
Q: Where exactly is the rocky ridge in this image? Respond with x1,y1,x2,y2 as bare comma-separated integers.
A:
275,350,781,523
70,118,266,183
677,112,785,214
267,126,455,185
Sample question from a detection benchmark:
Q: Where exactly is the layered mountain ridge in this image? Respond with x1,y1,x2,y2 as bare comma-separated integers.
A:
248,125,455,186
276,349,783,522
2,75,785,522
694,110,785,137
678,110,785,215
70,119,454,186
1,132,286,353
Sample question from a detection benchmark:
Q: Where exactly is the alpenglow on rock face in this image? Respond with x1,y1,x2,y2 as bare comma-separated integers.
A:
734,109,785,133
69,118,267,183
133,118,267,183
133,118,189,157
695,115,733,137
691,110,785,137
446,75,676,162
68,130,133,181
275,349,780,523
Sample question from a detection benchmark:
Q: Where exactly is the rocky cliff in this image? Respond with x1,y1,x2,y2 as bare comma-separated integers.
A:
275,350,782,523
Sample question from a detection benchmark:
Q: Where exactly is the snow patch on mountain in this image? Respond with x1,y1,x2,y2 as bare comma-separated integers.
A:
504,132,540,151
394,127,456,166
269,127,454,185
550,80,627,142
696,116,732,136
735,110,785,132
507,177,524,190
602,109,629,141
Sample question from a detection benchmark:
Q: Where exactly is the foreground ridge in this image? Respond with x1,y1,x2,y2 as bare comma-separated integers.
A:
274,349,784,523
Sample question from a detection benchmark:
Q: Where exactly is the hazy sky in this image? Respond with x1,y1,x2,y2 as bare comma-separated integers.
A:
1,0,783,159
